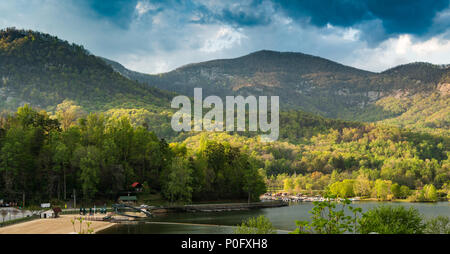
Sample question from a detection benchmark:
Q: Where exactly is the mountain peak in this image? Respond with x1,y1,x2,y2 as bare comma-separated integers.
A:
382,62,449,83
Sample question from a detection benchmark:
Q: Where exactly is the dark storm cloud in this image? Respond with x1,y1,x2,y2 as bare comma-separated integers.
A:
273,0,450,40
81,0,139,28
77,0,450,41
189,0,273,27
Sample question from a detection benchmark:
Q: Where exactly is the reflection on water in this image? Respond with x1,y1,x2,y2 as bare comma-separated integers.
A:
100,201,449,234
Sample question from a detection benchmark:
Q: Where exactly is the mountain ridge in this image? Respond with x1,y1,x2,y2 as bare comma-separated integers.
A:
0,28,175,113
103,50,449,128
0,28,448,136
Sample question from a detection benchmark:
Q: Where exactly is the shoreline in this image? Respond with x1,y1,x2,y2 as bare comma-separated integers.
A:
0,215,116,234
262,193,448,203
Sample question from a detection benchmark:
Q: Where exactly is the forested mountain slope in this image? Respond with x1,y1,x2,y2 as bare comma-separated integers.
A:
105,51,449,134
0,28,175,113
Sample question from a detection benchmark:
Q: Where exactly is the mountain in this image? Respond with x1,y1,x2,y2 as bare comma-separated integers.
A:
104,50,449,134
0,28,175,113
382,62,449,83
0,28,448,137
0,28,364,141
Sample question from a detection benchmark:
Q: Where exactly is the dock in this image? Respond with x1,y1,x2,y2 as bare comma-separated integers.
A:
149,201,287,214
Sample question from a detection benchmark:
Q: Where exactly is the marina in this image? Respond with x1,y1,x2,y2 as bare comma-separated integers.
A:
260,193,361,203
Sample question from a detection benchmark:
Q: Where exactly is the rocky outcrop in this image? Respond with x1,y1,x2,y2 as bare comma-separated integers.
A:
437,83,450,95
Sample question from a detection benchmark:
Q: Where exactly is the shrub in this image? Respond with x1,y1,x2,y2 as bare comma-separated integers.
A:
291,195,362,234
234,215,277,234
424,216,450,234
358,205,425,234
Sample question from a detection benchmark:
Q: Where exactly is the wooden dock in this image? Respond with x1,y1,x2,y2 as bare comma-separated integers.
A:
150,201,287,214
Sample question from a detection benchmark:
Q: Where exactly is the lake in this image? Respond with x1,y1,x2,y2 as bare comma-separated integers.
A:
100,201,450,234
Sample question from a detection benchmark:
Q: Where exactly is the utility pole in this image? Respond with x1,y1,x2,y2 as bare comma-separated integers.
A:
22,192,25,208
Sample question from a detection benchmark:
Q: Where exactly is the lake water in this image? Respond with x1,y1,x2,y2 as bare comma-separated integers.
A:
100,201,450,234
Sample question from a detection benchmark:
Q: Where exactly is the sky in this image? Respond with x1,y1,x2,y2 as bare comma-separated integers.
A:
1,0,450,74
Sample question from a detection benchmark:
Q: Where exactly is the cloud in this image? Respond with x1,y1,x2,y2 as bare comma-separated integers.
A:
191,0,275,27
81,0,139,29
200,26,246,53
346,34,450,72
267,0,450,44
135,1,159,16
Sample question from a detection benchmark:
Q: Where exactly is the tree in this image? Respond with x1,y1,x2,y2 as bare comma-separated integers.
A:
329,179,355,198
400,185,411,199
55,100,84,130
161,157,193,203
391,183,401,199
78,146,101,200
243,165,266,203
423,184,438,202
358,205,425,234
283,178,294,193
353,173,371,197
374,179,392,201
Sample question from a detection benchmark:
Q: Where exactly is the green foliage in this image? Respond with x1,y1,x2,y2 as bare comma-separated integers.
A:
0,105,266,204
374,179,392,201
234,215,277,234
161,157,193,203
0,28,174,113
329,179,355,198
190,138,266,201
409,184,438,202
290,198,445,234
291,195,362,234
358,205,425,234
424,216,450,234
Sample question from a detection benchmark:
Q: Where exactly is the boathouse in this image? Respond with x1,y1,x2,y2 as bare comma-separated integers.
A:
40,209,55,219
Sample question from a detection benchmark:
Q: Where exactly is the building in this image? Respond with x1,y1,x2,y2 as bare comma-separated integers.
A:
40,209,55,219
131,182,143,192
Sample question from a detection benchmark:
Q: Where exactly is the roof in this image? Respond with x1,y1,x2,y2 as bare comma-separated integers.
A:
119,196,137,201
131,182,142,188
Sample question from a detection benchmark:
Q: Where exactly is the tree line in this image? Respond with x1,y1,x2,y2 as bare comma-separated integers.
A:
0,104,266,205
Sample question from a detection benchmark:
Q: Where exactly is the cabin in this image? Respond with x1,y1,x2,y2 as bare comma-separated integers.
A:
40,209,55,219
131,182,143,192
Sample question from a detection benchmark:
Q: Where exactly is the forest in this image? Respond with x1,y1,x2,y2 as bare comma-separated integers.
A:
1,101,447,205
0,104,266,205
0,28,448,206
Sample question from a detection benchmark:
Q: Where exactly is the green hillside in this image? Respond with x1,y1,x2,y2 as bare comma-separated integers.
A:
0,28,175,112
104,50,449,134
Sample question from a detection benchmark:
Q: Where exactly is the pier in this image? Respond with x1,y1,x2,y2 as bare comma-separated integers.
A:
149,201,287,214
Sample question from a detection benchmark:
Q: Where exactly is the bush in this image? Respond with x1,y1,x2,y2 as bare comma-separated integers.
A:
358,205,425,234
291,195,362,234
234,215,277,234
424,216,450,234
